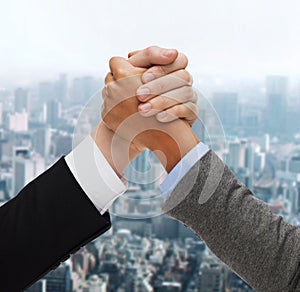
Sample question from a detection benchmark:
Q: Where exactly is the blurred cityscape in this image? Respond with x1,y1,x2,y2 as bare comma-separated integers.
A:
1,73,300,291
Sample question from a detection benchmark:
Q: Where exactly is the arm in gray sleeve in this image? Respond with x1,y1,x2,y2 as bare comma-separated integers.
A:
163,150,300,292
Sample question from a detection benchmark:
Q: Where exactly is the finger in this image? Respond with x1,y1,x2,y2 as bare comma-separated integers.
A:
109,56,137,80
128,46,178,68
128,50,140,58
105,72,114,84
136,69,193,102
156,102,198,125
141,52,189,83
138,86,195,117
101,87,109,117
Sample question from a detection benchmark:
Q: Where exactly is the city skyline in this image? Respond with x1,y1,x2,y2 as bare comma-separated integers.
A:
0,72,299,291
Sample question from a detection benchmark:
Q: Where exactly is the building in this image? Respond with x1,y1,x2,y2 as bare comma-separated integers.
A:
70,76,98,105
46,99,62,128
56,74,68,106
289,155,300,173
239,104,263,135
39,81,55,103
198,257,224,292
44,264,73,292
227,140,242,171
7,111,28,132
33,127,51,158
125,149,160,191
0,102,3,125
77,274,108,292
15,87,29,113
53,133,72,157
13,148,45,196
265,76,288,136
152,215,180,239
26,280,47,292
156,281,181,291
212,92,239,131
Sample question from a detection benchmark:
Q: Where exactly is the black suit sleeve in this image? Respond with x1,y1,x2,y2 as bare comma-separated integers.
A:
0,157,112,291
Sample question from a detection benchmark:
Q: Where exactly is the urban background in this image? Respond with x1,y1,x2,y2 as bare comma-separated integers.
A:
1,0,300,291
0,73,300,291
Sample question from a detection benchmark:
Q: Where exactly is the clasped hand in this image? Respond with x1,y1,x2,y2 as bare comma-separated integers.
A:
94,46,199,175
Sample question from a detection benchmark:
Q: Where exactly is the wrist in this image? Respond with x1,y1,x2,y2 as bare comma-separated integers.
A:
137,120,199,173
91,122,141,177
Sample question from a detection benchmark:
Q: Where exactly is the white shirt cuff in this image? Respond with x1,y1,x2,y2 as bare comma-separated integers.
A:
160,142,209,199
64,135,127,215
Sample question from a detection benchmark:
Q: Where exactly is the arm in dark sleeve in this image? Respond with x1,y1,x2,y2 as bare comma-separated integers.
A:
163,150,300,292
0,157,111,291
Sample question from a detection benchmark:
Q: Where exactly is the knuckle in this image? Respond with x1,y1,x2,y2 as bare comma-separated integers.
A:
114,68,128,78
101,103,105,117
172,106,182,117
180,70,192,84
192,90,198,102
151,65,167,77
102,87,106,97
145,46,157,56
105,84,112,97
188,103,199,116
178,52,188,68
153,95,169,109
188,72,193,85
109,56,117,67
101,102,109,119
185,87,195,101
151,81,165,94
174,69,191,85
104,73,112,84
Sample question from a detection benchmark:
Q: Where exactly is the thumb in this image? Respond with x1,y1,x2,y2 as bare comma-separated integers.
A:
128,46,178,68
109,56,144,80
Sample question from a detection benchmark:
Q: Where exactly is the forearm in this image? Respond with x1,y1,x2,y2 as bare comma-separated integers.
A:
163,150,300,292
0,158,111,290
138,120,198,173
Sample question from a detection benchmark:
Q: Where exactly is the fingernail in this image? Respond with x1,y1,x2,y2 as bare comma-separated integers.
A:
136,87,150,99
139,103,151,113
162,49,176,57
157,111,167,120
143,73,155,83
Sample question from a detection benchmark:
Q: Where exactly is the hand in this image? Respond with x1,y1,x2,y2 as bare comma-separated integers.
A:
94,47,181,174
102,57,198,173
128,46,198,126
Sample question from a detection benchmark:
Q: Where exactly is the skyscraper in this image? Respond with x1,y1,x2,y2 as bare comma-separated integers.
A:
212,92,239,131
70,76,98,105
33,126,51,158
39,81,55,103
26,280,47,292
198,257,224,292
7,111,28,132
125,149,158,191
44,264,73,292
14,87,29,113
265,76,288,136
227,140,242,171
56,74,68,106
13,148,45,196
0,102,3,125
46,99,62,128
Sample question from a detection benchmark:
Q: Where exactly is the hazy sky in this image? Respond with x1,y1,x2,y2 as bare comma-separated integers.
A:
1,0,300,84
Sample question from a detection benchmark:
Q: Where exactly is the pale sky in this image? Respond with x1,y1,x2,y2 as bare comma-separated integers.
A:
1,0,300,84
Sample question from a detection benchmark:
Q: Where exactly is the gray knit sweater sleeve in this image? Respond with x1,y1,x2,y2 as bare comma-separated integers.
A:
162,150,300,292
